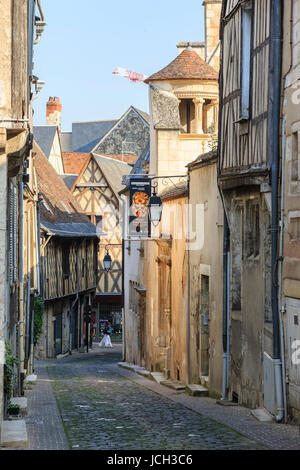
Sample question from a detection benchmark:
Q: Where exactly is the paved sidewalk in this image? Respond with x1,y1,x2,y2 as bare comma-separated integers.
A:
116,360,300,450
24,361,69,450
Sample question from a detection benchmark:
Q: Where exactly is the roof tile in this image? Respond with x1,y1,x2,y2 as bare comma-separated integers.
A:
144,49,218,83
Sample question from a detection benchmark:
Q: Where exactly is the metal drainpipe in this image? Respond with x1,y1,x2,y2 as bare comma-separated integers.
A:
25,211,31,365
35,193,41,296
187,175,191,385
278,117,288,422
70,243,79,353
221,212,230,400
19,179,25,379
270,0,284,422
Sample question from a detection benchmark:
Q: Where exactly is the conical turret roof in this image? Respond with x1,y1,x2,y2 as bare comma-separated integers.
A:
144,48,218,83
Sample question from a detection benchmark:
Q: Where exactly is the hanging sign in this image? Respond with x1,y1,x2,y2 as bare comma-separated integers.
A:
129,178,151,237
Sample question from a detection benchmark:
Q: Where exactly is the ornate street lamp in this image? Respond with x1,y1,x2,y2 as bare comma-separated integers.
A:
103,249,112,271
148,186,163,227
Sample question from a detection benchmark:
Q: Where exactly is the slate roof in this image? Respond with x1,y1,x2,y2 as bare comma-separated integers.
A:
119,140,150,191
33,126,57,158
130,140,150,176
144,49,218,83
34,141,97,238
92,154,131,196
131,107,150,125
72,120,118,153
62,152,91,175
61,132,72,152
61,174,78,190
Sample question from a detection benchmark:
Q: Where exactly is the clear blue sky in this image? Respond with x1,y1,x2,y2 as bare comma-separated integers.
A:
33,0,205,132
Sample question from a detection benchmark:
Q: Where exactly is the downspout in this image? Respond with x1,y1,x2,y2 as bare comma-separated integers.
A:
19,179,25,378
25,211,31,365
187,175,191,384
70,242,79,353
270,0,284,422
278,117,288,422
221,212,230,400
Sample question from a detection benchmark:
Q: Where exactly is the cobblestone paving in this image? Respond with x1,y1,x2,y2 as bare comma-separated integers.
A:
46,347,266,450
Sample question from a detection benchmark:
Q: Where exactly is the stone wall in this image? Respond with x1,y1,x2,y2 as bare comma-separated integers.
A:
282,0,300,423
189,158,223,395
94,108,149,157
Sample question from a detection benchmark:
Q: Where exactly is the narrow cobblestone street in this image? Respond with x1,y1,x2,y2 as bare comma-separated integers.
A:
23,345,300,451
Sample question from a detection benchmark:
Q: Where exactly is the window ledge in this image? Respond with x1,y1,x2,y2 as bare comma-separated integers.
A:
179,133,212,140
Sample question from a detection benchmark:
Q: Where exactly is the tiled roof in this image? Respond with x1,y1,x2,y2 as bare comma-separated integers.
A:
97,154,139,164
33,126,57,158
34,141,95,235
144,49,218,83
187,150,217,169
62,152,91,175
160,183,188,201
72,120,118,153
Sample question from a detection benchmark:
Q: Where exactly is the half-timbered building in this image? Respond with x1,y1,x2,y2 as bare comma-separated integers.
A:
218,0,284,414
35,142,99,358
64,153,131,339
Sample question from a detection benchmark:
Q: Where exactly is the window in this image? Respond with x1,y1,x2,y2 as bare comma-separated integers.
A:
60,201,71,215
62,243,70,277
241,3,252,119
245,202,260,258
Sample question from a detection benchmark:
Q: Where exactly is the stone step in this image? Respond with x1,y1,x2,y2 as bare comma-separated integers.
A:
1,420,28,448
150,372,165,384
118,362,136,371
133,367,152,378
251,408,274,422
216,399,238,406
161,381,186,391
186,384,209,397
24,374,37,385
10,397,28,416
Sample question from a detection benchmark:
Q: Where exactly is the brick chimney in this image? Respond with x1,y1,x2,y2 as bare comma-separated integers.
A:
46,96,62,131
203,0,222,72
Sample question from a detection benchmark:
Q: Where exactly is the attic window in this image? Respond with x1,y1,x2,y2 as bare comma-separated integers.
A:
42,200,51,212
60,201,71,215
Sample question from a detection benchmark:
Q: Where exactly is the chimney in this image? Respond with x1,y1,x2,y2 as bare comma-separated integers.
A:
203,0,222,72
46,96,62,131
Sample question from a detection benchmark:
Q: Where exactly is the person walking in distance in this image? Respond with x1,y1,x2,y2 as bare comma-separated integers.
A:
98,323,113,348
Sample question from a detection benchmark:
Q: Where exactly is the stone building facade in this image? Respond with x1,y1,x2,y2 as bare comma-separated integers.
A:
0,0,44,433
187,151,224,395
